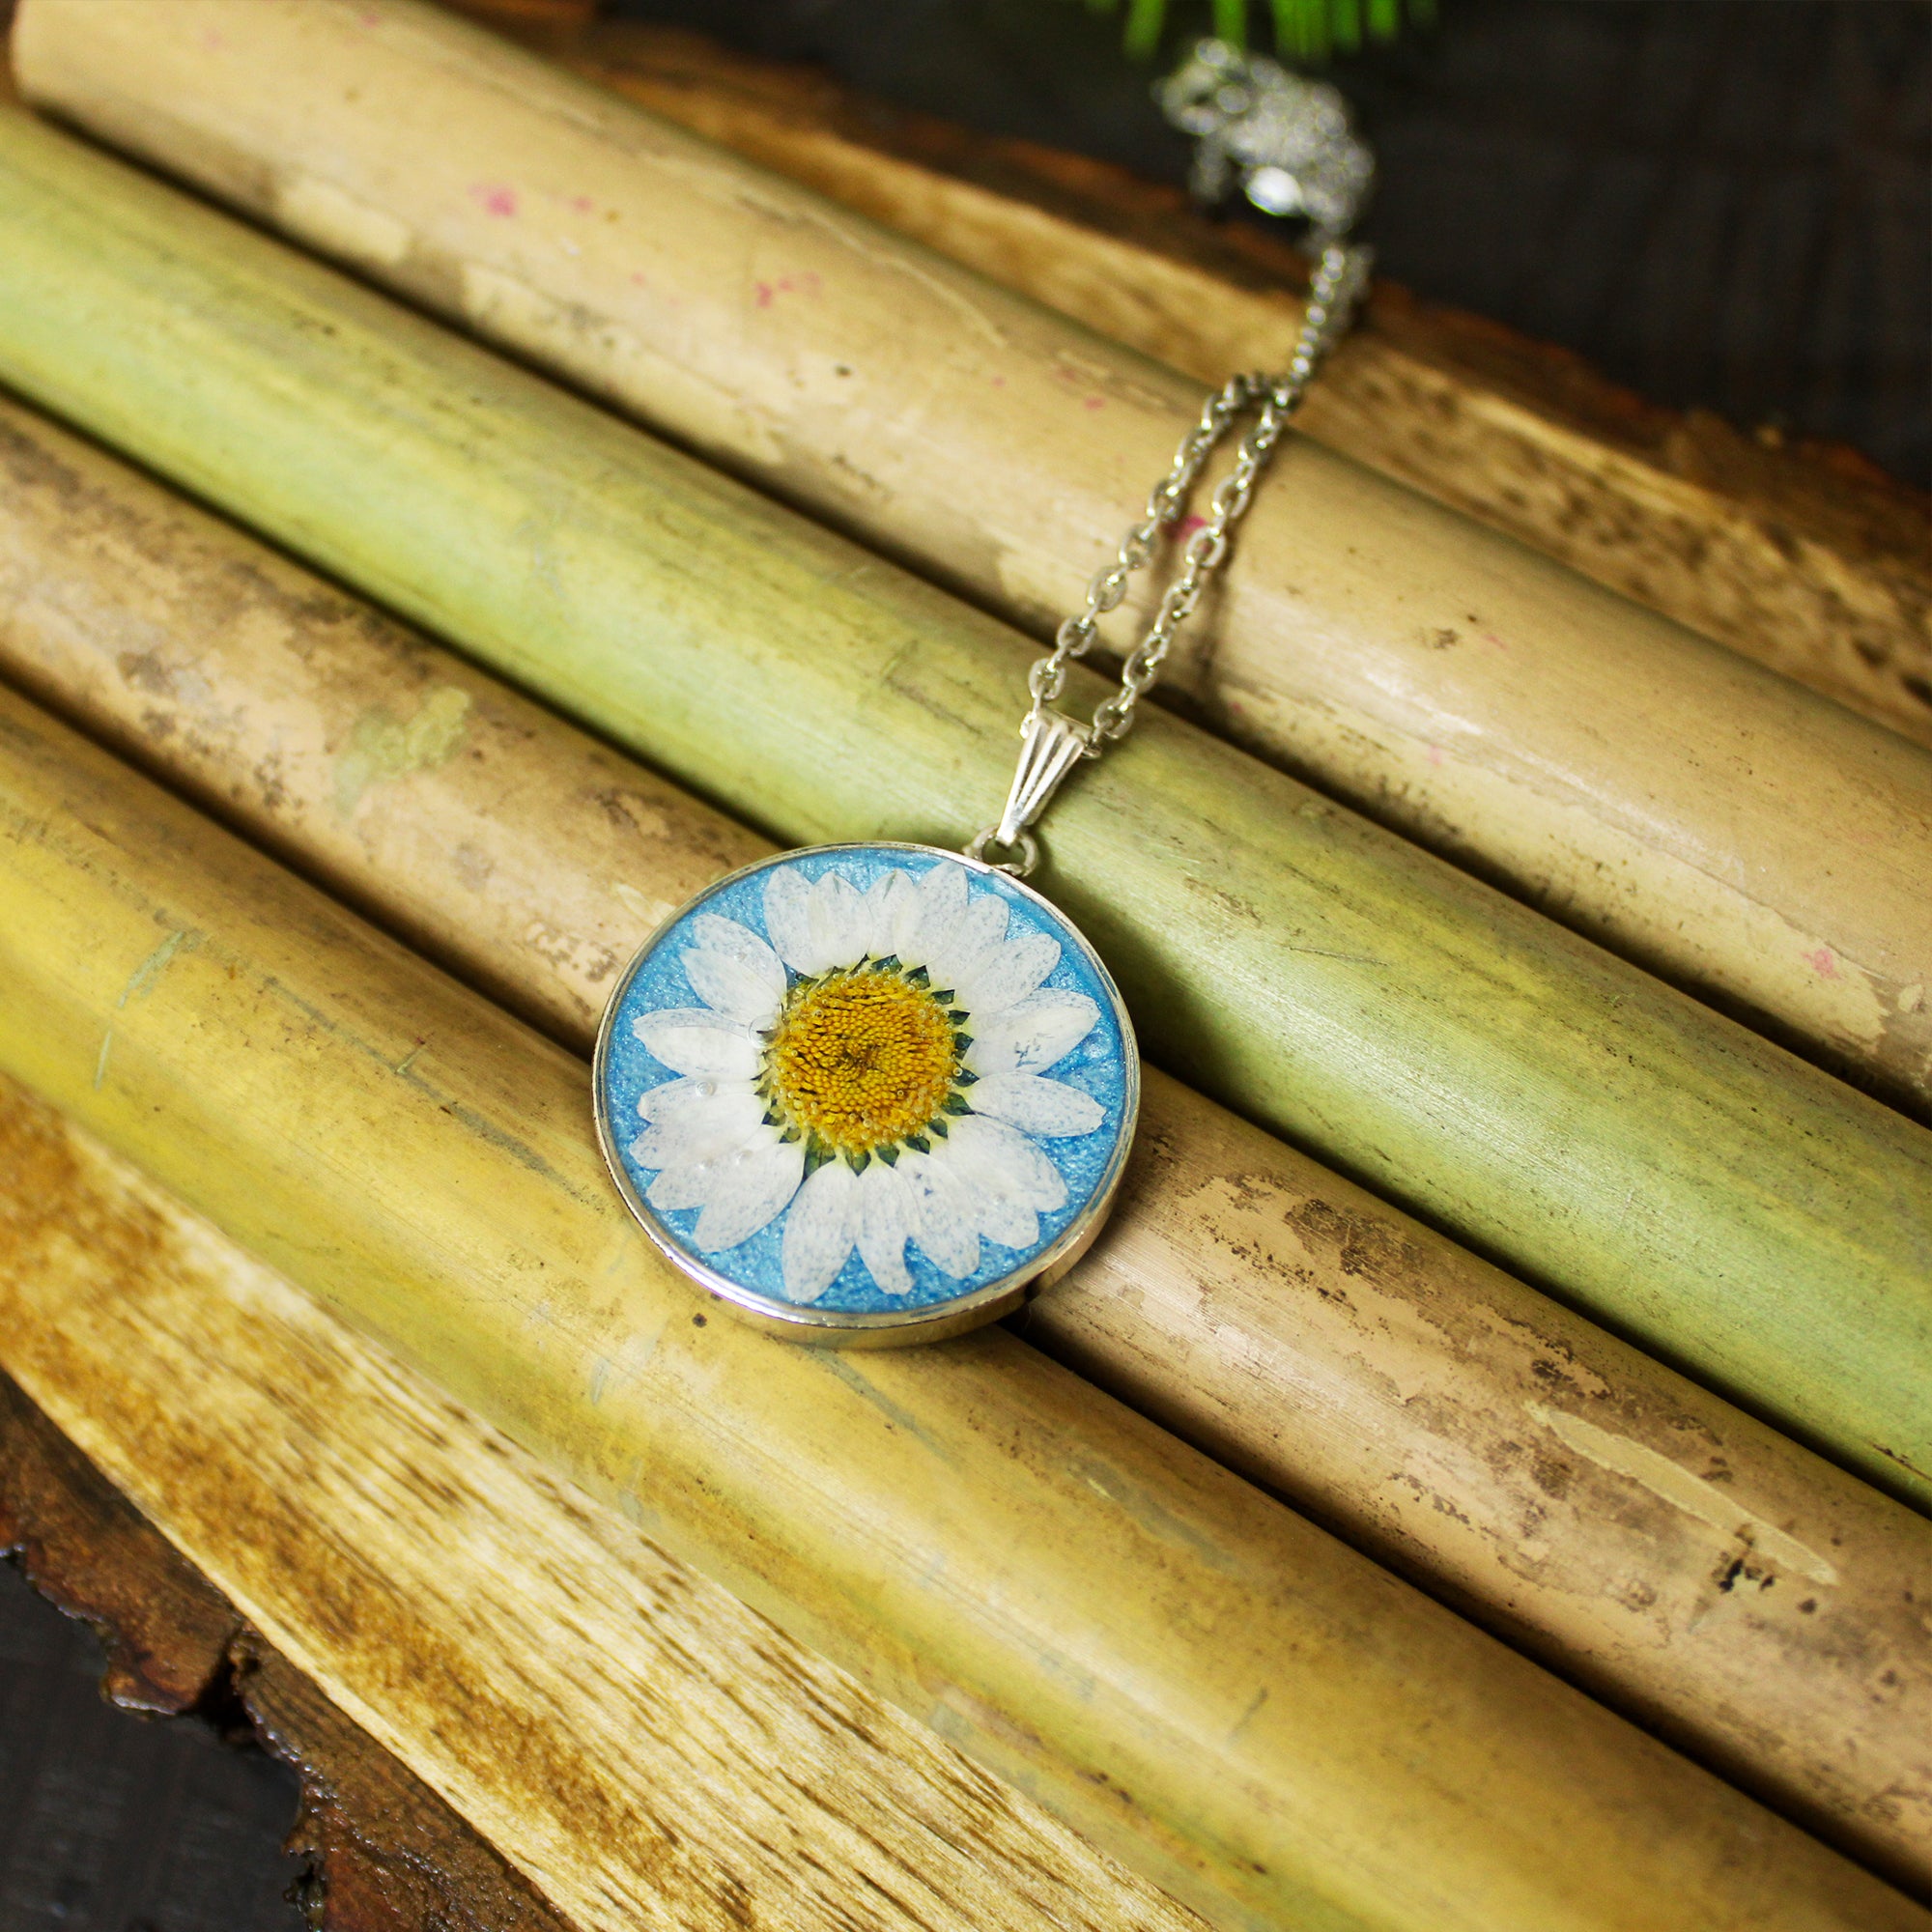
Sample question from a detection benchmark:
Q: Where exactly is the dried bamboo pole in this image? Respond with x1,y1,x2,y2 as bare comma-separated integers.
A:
2,395,1926,1887
0,685,1921,1932
0,107,1926,1513
0,1081,1202,1932
552,17,1932,753
15,0,1932,1120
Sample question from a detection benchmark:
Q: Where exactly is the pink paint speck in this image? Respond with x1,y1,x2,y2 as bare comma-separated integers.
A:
1481,630,1507,651
991,375,1007,388
629,270,648,287
1179,515,1208,536
200,27,225,49
752,271,823,311
569,194,594,214
1083,396,1105,411
1804,946,1840,980
1427,744,1445,767
469,184,519,218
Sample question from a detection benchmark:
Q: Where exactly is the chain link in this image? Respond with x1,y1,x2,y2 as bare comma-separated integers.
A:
1021,240,1372,747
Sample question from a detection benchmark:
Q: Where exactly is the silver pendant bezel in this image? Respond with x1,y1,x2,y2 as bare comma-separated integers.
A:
592,841,1140,1348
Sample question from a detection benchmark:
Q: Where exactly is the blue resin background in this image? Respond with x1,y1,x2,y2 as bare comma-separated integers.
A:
601,845,1134,1315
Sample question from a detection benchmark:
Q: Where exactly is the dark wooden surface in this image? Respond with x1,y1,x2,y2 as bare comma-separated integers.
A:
0,1561,304,1932
0,1375,572,1932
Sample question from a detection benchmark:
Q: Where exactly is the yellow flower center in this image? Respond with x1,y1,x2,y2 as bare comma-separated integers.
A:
763,966,963,1161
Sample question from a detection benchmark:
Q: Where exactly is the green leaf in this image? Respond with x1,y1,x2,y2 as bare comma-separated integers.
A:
1098,0,1433,62
1123,0,1167,60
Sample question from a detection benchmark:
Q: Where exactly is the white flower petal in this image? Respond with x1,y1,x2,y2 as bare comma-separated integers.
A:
930,891,1009,996
947,1147,1035,1246
934,1115,1065,1249
637,1073,758,1124
967,1071,1104,1138
762,867,819,975
692,1136,805,1251
896,860,966,969
855,870,907,962
642,1110,781,1212
898,1147,980,1278
873,870,922,962
634,1009,760,1080
682,916,785,1023
966,991,1098,1075
855,1158,915,1296
630,1080,765,1171
641,1105,777,1206
957,931,1060,1017
977,1196,1036,1249
781,1159,858,1302
645,1161,725,1213
683,950,782,1027
807,870,867,969
947,1113,1068,1210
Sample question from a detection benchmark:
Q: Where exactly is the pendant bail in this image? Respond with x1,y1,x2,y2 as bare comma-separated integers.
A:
997,706,1098,844
966,707,1097,876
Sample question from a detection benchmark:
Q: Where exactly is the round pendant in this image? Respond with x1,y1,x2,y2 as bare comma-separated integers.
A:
593,843,1139,1346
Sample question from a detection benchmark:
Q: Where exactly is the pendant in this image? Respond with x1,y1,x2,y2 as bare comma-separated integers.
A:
588,206,1369,1343
593,841,1138,1345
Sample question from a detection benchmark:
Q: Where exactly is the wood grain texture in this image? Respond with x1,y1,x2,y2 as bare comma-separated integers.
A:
2,390,1926,1887
16,0,1932,1129
0,1371,241,1719
0,102,1925,1510
0,690,1919,1932
542,18,1932,751
0,1370,567,1931
0,1090,1195,1932
236,1642,588,1932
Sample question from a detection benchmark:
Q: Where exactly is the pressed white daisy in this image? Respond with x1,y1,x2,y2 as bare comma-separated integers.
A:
627,857,1107,1305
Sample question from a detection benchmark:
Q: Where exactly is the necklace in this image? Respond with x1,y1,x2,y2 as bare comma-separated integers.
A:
594,235,1370,1345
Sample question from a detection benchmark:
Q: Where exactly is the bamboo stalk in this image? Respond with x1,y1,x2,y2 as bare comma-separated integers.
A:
0,684,1921,1932
0,1081,1202,1932
0,107,1925,1513
547,16,1932,753
2,393,1926,1887
14,0,1932,1121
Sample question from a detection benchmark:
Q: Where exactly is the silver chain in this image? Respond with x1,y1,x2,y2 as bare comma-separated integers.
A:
970,239,1371,875
1037,238,1369,740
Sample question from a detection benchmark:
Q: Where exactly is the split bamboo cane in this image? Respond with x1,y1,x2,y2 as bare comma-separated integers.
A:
0,682,1922,1932
1,394,1926,1888
0,1083,1202,1932
0,107,1925,1514
14,0,1932,1120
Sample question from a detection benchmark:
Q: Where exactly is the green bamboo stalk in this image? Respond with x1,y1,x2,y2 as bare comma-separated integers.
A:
0,106,1923,1508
